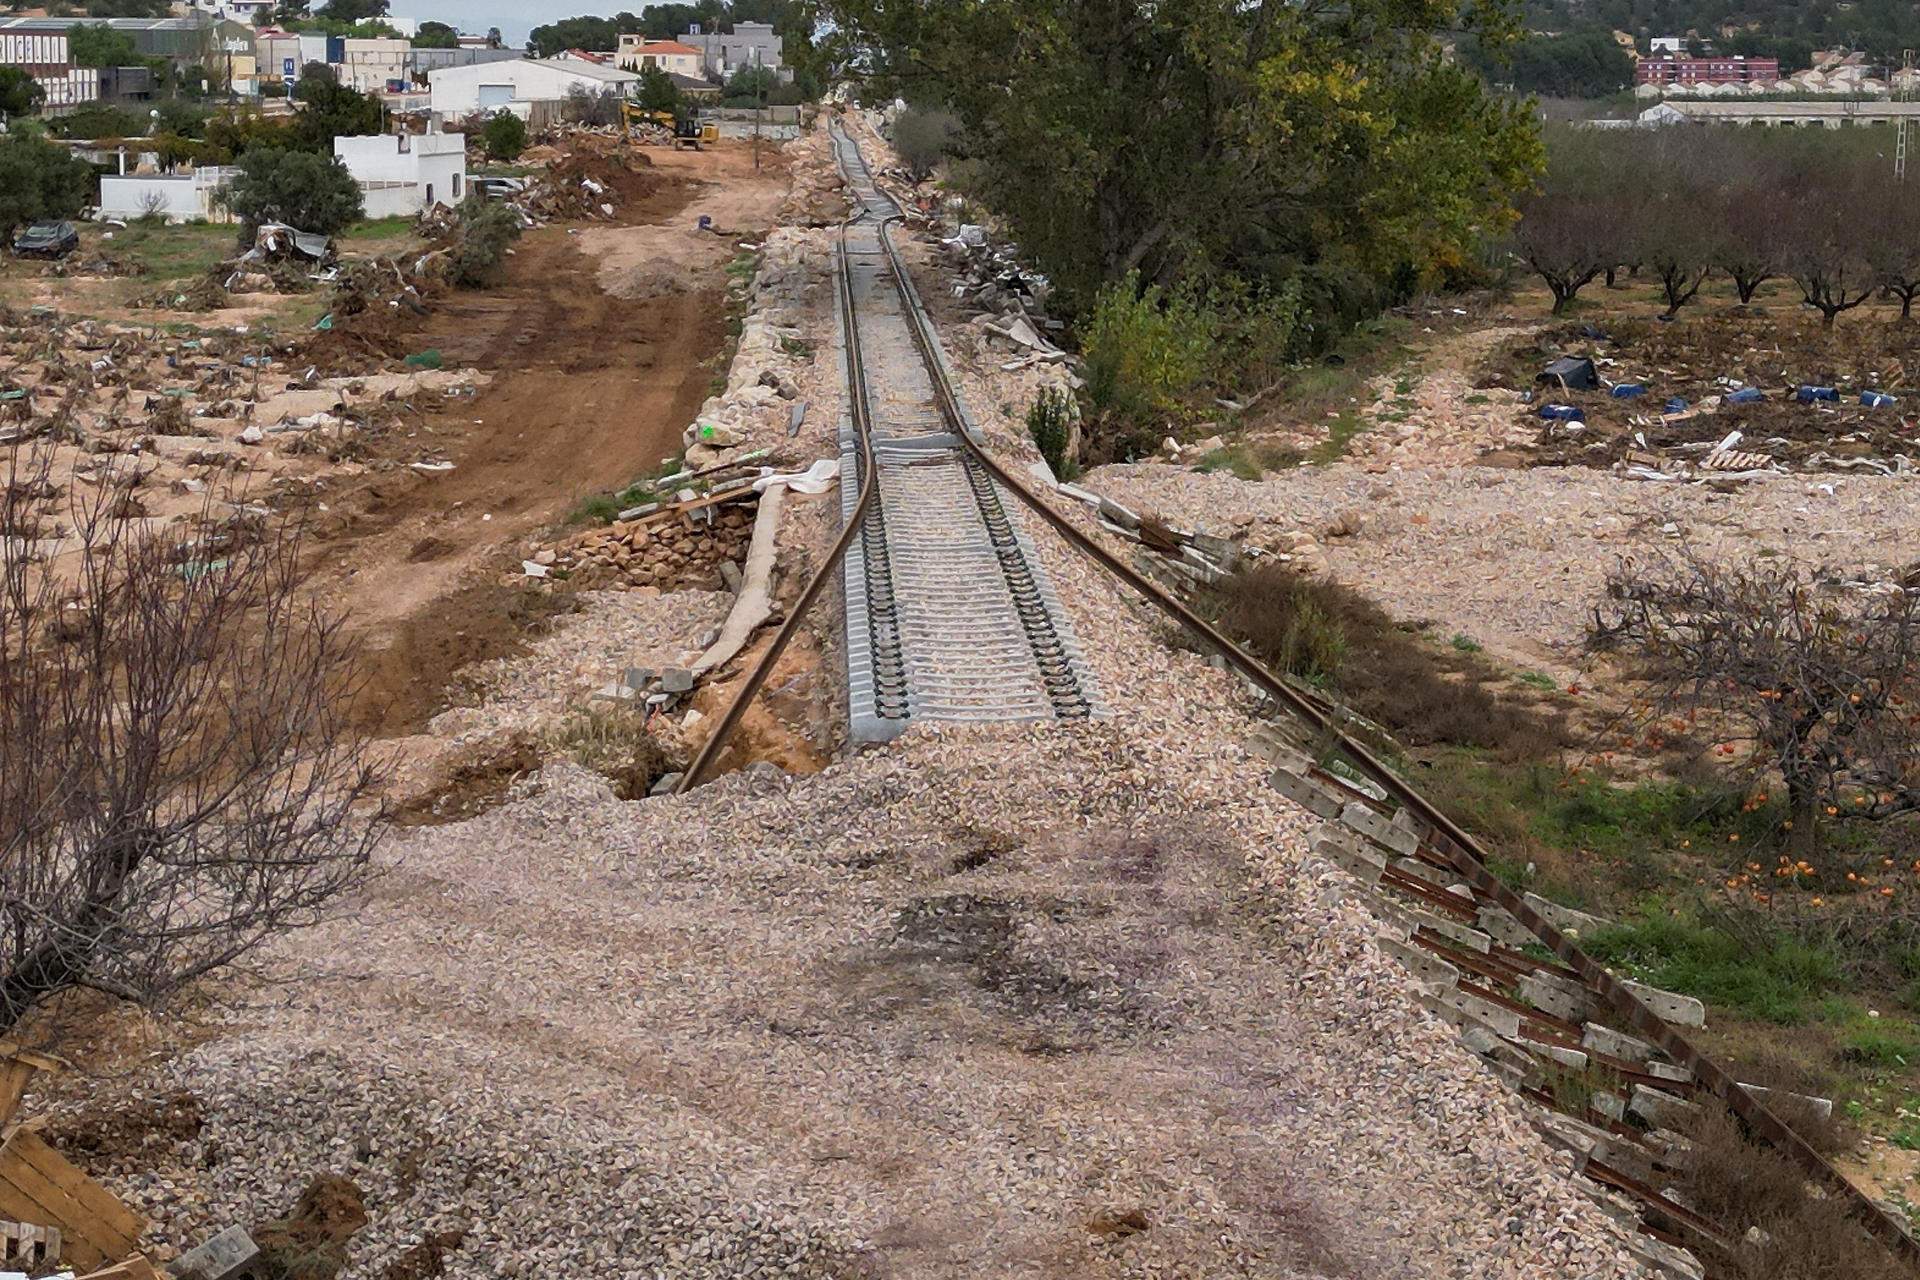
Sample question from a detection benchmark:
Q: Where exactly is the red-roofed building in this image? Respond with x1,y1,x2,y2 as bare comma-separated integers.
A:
616,35,703,78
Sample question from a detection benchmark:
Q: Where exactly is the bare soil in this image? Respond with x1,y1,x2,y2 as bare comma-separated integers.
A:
295,141,789,742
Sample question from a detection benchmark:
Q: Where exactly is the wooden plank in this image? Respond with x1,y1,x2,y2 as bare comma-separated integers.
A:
0,1131,142,1267
7,1129,142,1243
75,1254,162,1280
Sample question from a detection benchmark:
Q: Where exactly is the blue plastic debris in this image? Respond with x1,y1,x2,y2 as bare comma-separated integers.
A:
1611,383,1648,398
1726,387,1764,404
1538,404,1586,423
1663,396,1689,414
1796,385,1839,403
1862,390,1899,408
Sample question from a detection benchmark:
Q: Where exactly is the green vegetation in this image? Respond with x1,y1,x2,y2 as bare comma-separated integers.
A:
1459,28,1635,98
107,221,241,281
481,111,528,163
569,455,686,525
0,67,43,118
224,148,365,237
1587,911,1838,1024
822,0,1538,316
412,20,459,48
0,133,95,243
636,65,682,115
1025,388,1077,482
447,196,524,289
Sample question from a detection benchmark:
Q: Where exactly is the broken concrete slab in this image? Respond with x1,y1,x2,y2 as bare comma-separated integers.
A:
168,1225,258,1280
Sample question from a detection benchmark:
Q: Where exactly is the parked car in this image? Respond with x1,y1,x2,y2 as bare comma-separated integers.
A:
12,221,79,259
471,177,525,202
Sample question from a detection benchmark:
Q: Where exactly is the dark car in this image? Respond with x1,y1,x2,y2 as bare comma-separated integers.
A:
12,221,79,259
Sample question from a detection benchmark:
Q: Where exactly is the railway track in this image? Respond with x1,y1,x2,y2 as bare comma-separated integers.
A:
678,117,1920,1278
828,121,1097,740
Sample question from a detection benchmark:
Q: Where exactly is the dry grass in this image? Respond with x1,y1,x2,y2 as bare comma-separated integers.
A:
1679,1106,1907,1280
546,703,678,800
1205,565,1573,761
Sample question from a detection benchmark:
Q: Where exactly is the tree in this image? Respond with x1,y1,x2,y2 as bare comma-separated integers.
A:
66,21,141,67
1782,194,1876,328
529,16,621,57
481,110,527,161
0,134,94,243
1862,184,1920,321
0,66,43,118
290,76,382,152
225,146,365,234
448,193,523,287
1462,28,1635,98
818,0,1539,319
0,453,380,1032
891,106,960,182
413,20,458,49
1511,131,1629,314
1629,131,1722,319
564,84,623,126
318,0,386,20
1592,552,1920,856
636,63,682,114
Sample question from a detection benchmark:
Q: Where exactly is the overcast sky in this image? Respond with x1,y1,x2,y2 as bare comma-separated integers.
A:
403,2,627,47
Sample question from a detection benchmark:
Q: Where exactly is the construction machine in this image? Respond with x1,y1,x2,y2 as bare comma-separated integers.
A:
619,101,717,150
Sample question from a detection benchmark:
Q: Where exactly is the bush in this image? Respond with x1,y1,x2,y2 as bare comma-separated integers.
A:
1080,270,1305,455
1025,388,1077,481
447,194,522,288
546,704,678,800
225,146,365,236
481,111,527,162
892,106,961,182
0,133,96,243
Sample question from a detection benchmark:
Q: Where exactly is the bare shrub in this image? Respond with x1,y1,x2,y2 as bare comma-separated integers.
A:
546,703,677,799
1590,552,1920,854
0,448,382,1032
563,85,623,128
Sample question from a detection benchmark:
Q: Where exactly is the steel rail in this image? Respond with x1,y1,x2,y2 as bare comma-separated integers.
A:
673,205,885,793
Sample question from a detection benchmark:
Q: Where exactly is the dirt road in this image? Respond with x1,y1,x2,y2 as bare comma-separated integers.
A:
307,143,789,738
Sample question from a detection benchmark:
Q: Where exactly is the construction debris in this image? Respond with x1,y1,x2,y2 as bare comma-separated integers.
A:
0,1125,146,1270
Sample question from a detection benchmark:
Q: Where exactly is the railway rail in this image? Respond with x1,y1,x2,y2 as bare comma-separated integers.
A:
676,116,1920,1277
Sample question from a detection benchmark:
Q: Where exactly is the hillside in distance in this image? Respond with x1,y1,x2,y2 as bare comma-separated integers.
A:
1523,0,1920,65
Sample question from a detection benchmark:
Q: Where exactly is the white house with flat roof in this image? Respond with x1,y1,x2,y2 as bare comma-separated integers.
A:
98,165,242,222
334,130,466,218
427,56,637,118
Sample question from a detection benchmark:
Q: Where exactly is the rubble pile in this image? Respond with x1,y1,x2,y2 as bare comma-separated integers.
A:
680,226,824,470
510,150,655,225
539,494,758,593
776,123,847,226
0,306,487,560
136,223,335,314
1503,316,1920,478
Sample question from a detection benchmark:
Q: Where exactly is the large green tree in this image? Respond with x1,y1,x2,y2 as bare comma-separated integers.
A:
413,20,459,48
290,74,382,151
66,22,141,67
0,134,95,242
819,0,1538,317
225,147,365,235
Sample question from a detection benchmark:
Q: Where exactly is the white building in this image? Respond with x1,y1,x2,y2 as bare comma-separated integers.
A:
677,21,786,81
98,166,242,222
334,130,466,218
427,56,638,118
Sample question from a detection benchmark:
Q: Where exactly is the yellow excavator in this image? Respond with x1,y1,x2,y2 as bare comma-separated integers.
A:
620,101,716,150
